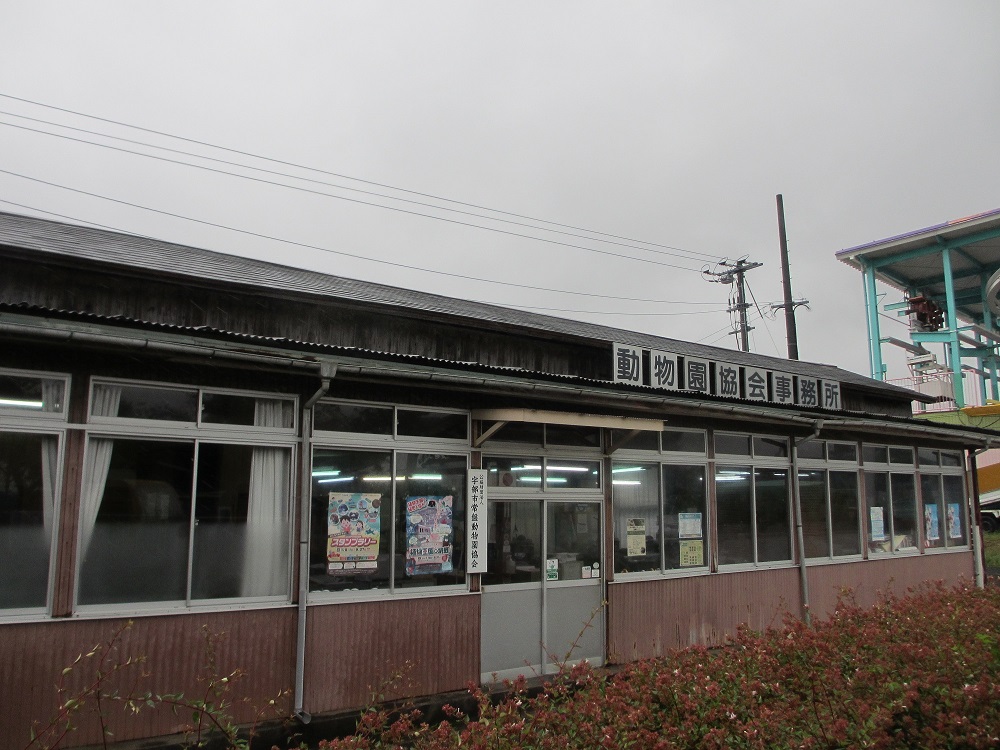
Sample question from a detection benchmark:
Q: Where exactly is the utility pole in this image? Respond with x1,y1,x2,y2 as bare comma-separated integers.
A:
705,258,763,352
772,194,808,360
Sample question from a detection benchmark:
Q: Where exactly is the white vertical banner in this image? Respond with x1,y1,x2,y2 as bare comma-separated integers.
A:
650,350,680,390
743,367,770,401
467,469,488,574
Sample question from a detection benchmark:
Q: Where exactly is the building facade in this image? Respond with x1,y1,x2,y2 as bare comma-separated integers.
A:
0,211,991,746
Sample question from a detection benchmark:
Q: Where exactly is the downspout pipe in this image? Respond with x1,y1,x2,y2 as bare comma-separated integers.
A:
792,420,823,625
970,439,993,590
294,362,336,723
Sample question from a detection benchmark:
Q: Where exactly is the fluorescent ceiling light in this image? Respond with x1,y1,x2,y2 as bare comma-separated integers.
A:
612,467,645,474
546,465,589,472
410,474,442,481
362,476,392,482
312,470,341,478
511,465,542,471
0,398,44,409
612,480,641,486
319,476,355,484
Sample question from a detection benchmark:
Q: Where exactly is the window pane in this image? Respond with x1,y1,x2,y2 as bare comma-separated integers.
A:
891,474,918,551
395,453,466,588
101,384,199,422
799,470,829,558
314,402,393,434
397,410,468,441
865,472,891,555
78,439,193,605
661,430,706,453
546,423,601,448
547,503,601,580
485,456,544,488
863,445,888,465
920,475,945,550
755,468,791,562
191,443,291,599
716,466,753,565
943,475,967,546
486,421,543,445
0,432,57,608
941,451,963,468
917,448,939,467
754,436,788,458
613,463,660,573
202,394,294,428
483,501,542,585
828,443,858,462
715,433,751,456
663,464,707,570
830,471,860,556
610,429,659,451
545,459,600,490
797,440,824,460
309,450,391,593
889,447,914,465
0,374,64,413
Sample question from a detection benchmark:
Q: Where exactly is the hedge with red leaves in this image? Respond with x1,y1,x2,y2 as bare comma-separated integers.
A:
320,581,1000,749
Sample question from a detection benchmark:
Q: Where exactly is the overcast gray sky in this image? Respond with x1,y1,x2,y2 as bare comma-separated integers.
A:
1,2,998,379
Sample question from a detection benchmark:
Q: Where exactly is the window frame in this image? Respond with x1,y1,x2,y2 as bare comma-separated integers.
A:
313,398,470,450
308,445,471,601
918,449,969,552
0,367,70,423
75,379,299,616
0,424,65,619
795,440,863,563
862,444,921,557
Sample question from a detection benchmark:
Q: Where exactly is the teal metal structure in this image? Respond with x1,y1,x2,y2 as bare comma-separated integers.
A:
838,208,1000,408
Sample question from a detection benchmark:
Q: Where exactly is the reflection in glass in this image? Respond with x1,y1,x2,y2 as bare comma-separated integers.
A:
663,464,707,569
78,439,194,604
891,474,918,551
799,470,829,558
544,459,600,490
485,456,544,488
314,402,393,434
830,471,860,556
0,432,57,609
865,472,891,555
547,503,601,580
716,466,752,564
755,468,790,562
309,450,392,593
397,410,468,440
612,463,660,573
483,501,542,585
943,475,967,546
394,453,466,588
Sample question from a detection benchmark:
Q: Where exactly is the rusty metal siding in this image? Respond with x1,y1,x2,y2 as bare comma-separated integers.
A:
304,595,480,714
0,608,296,748
807,552,976,616
607,568,802,661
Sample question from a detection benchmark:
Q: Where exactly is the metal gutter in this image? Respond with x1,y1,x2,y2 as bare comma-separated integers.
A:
3,314,996,445
792,421,824,625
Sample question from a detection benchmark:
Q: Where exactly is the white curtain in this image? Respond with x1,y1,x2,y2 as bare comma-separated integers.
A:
78,385,122,561
241,399,291,596
39,380,64,536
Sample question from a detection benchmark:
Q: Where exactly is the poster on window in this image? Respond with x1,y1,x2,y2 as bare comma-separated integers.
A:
678,512,702,539
405,495,454,576
947,503,962,539
870,506,887,542
626,518,646,556
679,539,703,567
924,503,940,542
327,493,381,573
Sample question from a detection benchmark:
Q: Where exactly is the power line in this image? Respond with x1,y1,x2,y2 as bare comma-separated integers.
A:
0,120,703,274
485,302,728,316
0,195,724,310
0,91,724,262
0,110,715,266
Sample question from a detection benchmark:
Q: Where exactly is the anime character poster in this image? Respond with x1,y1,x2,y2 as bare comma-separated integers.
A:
947,503,962,539
327,493,381,573
405,495,454,576
924,503,940,543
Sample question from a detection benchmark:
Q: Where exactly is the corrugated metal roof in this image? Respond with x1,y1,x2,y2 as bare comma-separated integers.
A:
0,209,906,397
